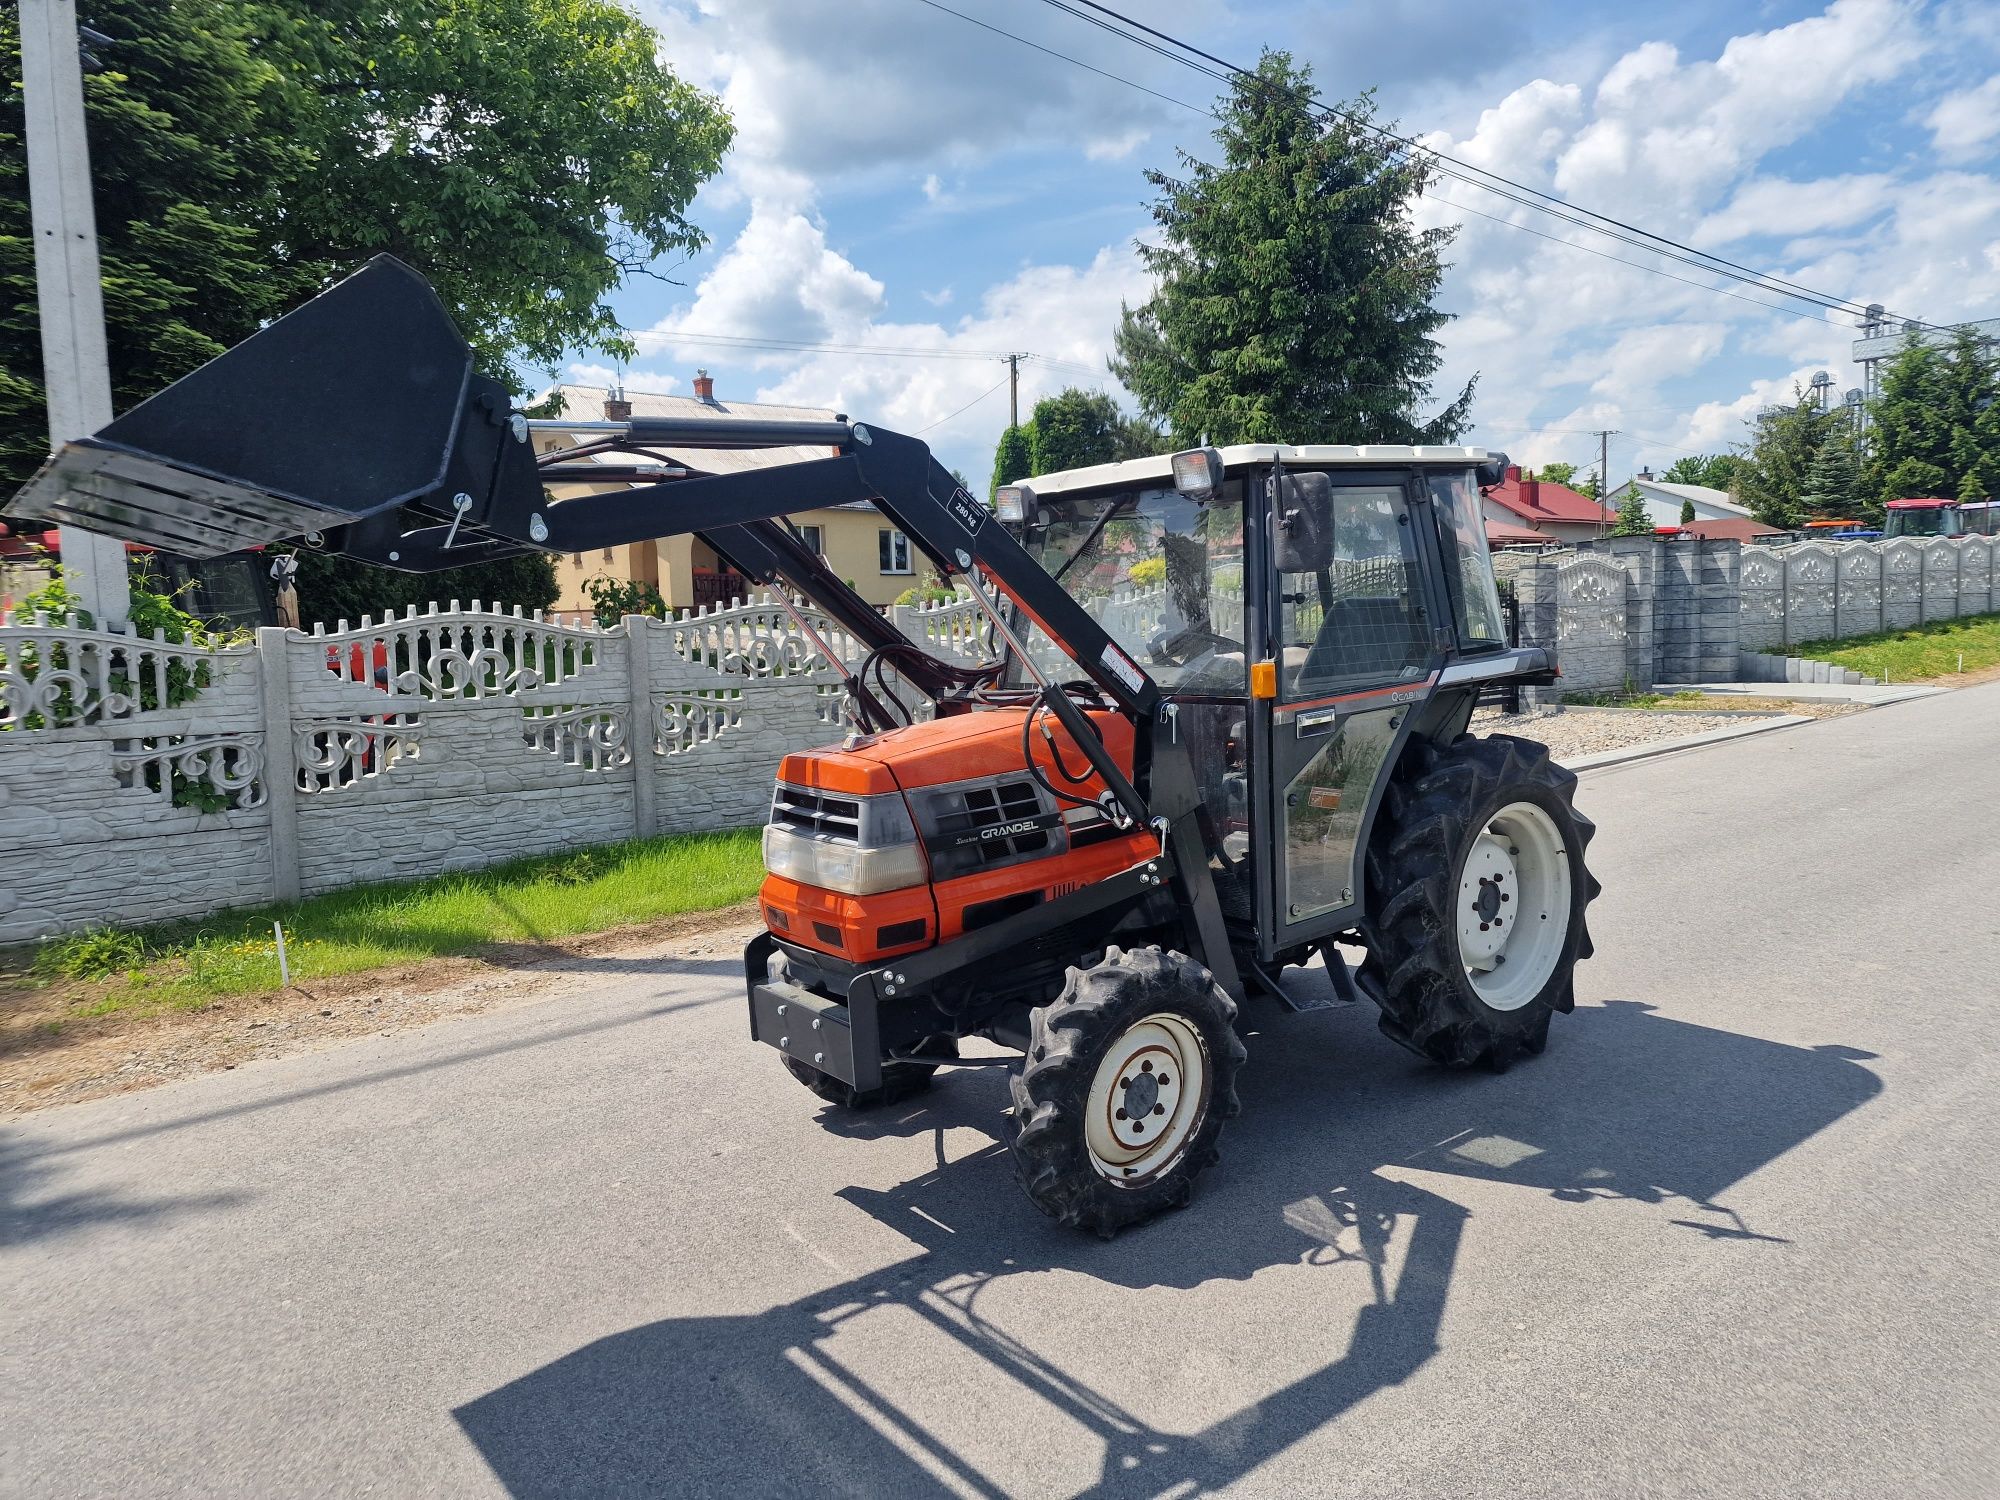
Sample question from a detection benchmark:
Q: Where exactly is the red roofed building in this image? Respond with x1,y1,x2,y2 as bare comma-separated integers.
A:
1482,465,1615,546
1664,516,1785,543
1484,519,1552,548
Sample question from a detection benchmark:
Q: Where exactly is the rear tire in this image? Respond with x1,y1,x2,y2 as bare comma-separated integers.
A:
783,1035,958,1110
1359,733,1599,1070
1008,946,1246,1237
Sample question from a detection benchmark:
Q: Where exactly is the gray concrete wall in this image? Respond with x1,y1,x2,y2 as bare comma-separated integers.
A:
1737,536,1996,650
0,598,904,942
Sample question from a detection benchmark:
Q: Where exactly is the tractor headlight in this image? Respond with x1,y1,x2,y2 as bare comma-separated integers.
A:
762,788,928,896
994,484,1033,522
1170,446,1224,496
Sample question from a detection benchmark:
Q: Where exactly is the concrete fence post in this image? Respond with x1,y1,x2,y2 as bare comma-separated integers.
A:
622,614,657,839
255,626,302,903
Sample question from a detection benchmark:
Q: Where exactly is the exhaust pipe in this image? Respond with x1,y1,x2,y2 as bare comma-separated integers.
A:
5,256,528,558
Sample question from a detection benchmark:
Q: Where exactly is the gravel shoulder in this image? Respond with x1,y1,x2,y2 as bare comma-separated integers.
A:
1475,697,1863,762
0,904,765,1116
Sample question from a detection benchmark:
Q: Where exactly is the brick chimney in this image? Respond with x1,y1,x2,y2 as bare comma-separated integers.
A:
693,368,715,404
603,383,631,422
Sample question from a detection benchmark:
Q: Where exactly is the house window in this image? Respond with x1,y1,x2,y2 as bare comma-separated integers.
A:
879,529,912,574
799,524,824,555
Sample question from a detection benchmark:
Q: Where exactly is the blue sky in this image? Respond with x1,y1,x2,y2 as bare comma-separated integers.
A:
575,0,2000,489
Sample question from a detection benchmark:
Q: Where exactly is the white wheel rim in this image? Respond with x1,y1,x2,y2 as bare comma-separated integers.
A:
1083,1013,1210,1183
1456,800,1573,1012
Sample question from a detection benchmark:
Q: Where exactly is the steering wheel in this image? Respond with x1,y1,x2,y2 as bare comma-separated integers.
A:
1148,621,1245,668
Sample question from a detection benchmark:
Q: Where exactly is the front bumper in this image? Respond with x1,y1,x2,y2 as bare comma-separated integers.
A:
744,931,882,1091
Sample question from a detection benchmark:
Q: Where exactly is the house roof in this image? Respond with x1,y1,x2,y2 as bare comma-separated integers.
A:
1669,517,1786,542
1484,466,1614,526
1630,478,1752,518
1485,520,1552,547
538,383,875,512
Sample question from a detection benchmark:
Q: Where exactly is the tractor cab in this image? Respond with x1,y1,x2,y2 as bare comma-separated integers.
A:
989,446,1517,949
1884,498,1968,538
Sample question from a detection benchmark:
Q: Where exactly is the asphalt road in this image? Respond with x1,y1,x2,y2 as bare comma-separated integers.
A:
6,687,1997,1500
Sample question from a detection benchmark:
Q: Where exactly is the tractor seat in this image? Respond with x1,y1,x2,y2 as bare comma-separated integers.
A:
1297,595,1429,690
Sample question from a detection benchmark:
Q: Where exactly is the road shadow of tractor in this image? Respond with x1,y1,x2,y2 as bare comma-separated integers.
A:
454,999,1881,1499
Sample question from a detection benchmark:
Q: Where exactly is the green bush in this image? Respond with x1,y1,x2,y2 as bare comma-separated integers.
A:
33,927,149,981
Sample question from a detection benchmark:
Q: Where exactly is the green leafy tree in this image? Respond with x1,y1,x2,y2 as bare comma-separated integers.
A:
1679,497,1696,526
1112,52,1473,446
1609,483,1653,537
990,424,1034,497
1878,456,1950,503
1028,389,1121,474
294,549,556,629
1799,421,1863,520
1112,410,1164,461
1736,389,1843,530
1026,388,1158,473
1862,329,2000,507
1537,461,1579,488
2,0,729,620
1662,454,1741,490
0,1,314,494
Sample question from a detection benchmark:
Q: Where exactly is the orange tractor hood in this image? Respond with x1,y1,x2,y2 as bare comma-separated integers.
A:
775,706,1135,798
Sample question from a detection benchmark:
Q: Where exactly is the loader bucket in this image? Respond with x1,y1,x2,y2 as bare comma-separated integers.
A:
6,256,479,556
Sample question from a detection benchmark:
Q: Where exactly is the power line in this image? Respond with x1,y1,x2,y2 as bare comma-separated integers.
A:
913,374,1012,433
1048,0,1942,331
907,0,1210,120
993,0,1948,335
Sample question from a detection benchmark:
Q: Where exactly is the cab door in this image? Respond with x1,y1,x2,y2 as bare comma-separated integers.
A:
1252,469,1446,951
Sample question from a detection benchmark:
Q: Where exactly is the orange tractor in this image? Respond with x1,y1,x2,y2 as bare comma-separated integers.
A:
7,259,1599,1234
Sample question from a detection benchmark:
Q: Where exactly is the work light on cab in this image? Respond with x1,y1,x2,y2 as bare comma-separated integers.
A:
1170,446,1224,495
993,484,1032,522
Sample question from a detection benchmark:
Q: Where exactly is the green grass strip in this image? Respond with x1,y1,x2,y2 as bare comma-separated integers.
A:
1791,611,2000,681
11,828,765,1016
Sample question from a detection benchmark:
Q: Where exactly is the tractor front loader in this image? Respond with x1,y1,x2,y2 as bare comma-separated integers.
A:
8,257,1600,1235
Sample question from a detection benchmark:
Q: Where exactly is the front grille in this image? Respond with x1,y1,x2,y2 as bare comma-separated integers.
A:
922,778,1057,880
772,784,862,841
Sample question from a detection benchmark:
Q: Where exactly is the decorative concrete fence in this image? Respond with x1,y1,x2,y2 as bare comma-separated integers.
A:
1737,536,1996,651
0,597,910,944
1504,534,1999,694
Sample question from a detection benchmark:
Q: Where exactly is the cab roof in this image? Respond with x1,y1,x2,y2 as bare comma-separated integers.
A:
1024,444,1497,499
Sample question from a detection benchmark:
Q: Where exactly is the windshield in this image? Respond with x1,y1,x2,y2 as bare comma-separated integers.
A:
1015,482,1247,694
1886,507,1960,537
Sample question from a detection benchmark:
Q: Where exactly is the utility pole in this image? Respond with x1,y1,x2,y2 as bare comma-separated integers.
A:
19,0,128,625
1595,429,1619,531
1006,353,1020,429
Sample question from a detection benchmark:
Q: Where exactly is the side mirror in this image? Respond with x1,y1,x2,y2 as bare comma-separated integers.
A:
1273,471,1334,573
1475,452,1511,489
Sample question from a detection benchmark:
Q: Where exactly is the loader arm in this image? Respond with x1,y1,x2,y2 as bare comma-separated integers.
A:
3,255,1159,724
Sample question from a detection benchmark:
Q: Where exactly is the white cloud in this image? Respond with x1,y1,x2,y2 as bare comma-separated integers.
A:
663,200,886,349
1926,75,2000,159
639,0,1208,185
1548,0,1928,209
1406,0,1998,473
744,246,1151,471
1693,175,1897,247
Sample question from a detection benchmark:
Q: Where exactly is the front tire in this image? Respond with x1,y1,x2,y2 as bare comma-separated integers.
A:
1360,733,1599,1070
1008,946,1246,1237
